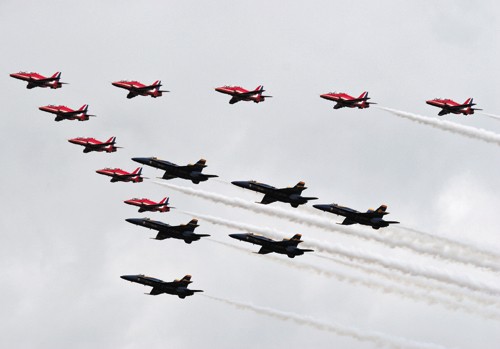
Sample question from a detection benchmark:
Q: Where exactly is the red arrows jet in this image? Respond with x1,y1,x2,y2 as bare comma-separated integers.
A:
10,71,66,89
111,80,169,99
124,197,172,213
96,167,144,183
68,137,120,153
320,91,375,109
39,104,95,122
426,98,481,116
215,85,272,104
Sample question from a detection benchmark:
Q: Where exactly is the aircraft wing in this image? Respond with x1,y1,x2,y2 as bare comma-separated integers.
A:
149,287,164,295
162,172,178,180
339,217,357,225
259,194,278,205
129,84,158,92
257,246,273,255
154,231,173,240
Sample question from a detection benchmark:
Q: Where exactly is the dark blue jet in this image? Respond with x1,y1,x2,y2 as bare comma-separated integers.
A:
131,157,218,184
229,233,313,258
120,274,203,298
313,203,399,229
231,180,317,208
125,218,209,243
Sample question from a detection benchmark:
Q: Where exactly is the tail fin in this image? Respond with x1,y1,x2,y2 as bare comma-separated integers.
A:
105,136,116,144
358,91,369,100
294,181,306,189
179,275,192,283
291,234,302,241
375,205,388,215
254,85,264,93
159,197,169,205
132,167,143,175
78,104,89,112
194,159,207,168
188,219,199,226
51,72,61,80
464,98,473,106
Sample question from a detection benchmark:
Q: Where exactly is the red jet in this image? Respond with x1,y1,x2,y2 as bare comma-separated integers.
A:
111,80,169,99
68,137,120,153
215,85,272,104
39,104,95,122
10,71,66,89
96,167,144,183
426,98,481,116
124,197,172,213
320,91,375,109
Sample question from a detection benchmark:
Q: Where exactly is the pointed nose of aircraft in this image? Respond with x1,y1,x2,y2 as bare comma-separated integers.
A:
229,233,247,241
120,275,138,282
231,181,249,188
125,218,143,225
313,204,331,212
131,157,150,165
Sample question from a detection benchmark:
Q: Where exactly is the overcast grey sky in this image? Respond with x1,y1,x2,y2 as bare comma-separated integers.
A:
1,1,499,348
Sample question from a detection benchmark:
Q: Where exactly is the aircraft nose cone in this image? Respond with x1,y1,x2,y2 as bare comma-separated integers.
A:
229,233,246,240
131,157,149,165
231,181,246,187
313,204,330,211
126,218,143,225
120,275,137,282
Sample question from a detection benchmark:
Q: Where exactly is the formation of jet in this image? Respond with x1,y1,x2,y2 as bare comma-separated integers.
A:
232,180,317,208
132,157,218,184
39,104,94,122
313,203,399,229
320,91,375,109
125,218,209,243
112,80,169,99
68,137,120,153
121,274,203,298
124,197,172,213
10,71,66,89
96,167,144,183
229,233,313,258
215,85,272,104
426,98,481,116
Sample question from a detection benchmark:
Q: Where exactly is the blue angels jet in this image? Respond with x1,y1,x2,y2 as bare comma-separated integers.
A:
132,157,218,184
125,218,209,243
120,274,203,298
313,203,399,229
229,233,314,258
231,180,318,208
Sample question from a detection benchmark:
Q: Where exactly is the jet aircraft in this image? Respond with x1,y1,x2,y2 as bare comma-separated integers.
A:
215,85,271,104
125,218,209,244
313,203,399,229
10,71,66,89
68,137,120,153
229,233,313,258
320,91,374,109
120,274,202,298
124,197,172,213
39,104,95,122
132,157,218,184
111,80,169,99
426,98,481,116
96,167,144,183
231,180,317,208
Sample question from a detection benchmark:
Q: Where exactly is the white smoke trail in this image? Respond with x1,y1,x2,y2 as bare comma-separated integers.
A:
208,239,500,320
377,106,500,146
203,294,450,349
189,211,500,300
480,112,500,121
154,181,500,272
